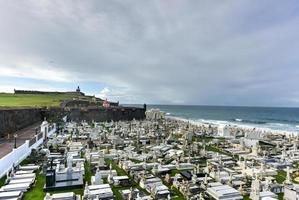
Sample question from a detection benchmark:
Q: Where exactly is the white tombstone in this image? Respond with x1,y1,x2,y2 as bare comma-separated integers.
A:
84,182,89,198
108,164,113,184
173,175,179,187
85,148,91,161
94,168,103,185
192,173,197,184
98,151,105,166
45,193,52,200
204,174,208,185
67,154,73,171
250,176,261,200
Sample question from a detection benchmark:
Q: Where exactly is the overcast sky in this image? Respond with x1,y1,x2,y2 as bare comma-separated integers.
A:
1,0,299,106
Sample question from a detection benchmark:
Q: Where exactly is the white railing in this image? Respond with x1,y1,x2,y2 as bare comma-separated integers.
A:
0,123,56,178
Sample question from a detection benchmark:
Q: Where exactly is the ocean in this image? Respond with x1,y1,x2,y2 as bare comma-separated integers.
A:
145,105,299,133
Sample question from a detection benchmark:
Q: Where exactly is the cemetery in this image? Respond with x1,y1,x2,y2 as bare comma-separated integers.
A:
0,108,298,199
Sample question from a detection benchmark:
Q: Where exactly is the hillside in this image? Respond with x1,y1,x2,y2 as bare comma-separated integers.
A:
0,93,77,108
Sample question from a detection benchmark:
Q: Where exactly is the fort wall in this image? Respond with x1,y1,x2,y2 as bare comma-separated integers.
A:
0,108,42,138
66,107,145,122
0,107,145,138
14,89,85,96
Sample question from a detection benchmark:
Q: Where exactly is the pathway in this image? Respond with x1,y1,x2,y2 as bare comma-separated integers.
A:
0,122,41,158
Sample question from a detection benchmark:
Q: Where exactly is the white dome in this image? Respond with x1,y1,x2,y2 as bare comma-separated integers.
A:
42,120,48,126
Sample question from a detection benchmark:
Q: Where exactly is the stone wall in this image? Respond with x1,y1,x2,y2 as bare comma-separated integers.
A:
66,107,145,122
14,89,85,96
0,108,42,138
0,106,146,138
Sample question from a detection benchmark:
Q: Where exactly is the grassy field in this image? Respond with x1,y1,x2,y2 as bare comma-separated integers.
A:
0,93,76,108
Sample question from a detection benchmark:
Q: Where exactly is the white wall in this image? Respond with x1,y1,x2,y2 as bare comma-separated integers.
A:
0,122,56,178
0,141,30,178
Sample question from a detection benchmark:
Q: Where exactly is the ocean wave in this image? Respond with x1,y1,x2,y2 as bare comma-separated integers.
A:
168,116,231,126
167,115,299,133
262,118,299,124
167,113,299,133
198,119,229,125
232,119,267,124
267,123,286,127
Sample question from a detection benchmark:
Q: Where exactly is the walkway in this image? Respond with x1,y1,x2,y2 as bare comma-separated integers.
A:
0,122,41,158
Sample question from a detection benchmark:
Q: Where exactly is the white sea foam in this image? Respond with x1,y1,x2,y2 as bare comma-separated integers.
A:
166,115,299,135
267,123,285,127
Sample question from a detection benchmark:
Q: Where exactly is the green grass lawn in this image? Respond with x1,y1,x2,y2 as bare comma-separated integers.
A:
170,169,191,177
0,93,76,108
84,161,92,185
105,160,150,198
171,188,185,200
206,145,231,156
106,160,128,176
162,179,185,200
0,176,6,187
129,158,143,163
243,195,251,200
23,170,46,200
111,186,124,200
196,136,215,142
278,193,284,200
275,170,286,184
105,160,134,200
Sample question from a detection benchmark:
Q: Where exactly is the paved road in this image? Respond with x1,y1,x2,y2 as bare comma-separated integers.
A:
0,122,41,158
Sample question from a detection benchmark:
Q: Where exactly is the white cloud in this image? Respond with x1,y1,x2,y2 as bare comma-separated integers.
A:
0,63,75,82
0,83,70,93
0,0,299,106
98,87,110,100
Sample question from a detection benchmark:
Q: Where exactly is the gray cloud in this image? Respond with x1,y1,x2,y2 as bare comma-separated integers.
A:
1,0,299,106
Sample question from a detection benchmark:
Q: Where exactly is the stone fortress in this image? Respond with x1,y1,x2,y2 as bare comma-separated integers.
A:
14,86,86,96
0,87,146,138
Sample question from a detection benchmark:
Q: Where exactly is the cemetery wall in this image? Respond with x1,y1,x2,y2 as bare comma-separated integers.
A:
0,106,145,138
0,108,42,138
66,107,146,122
